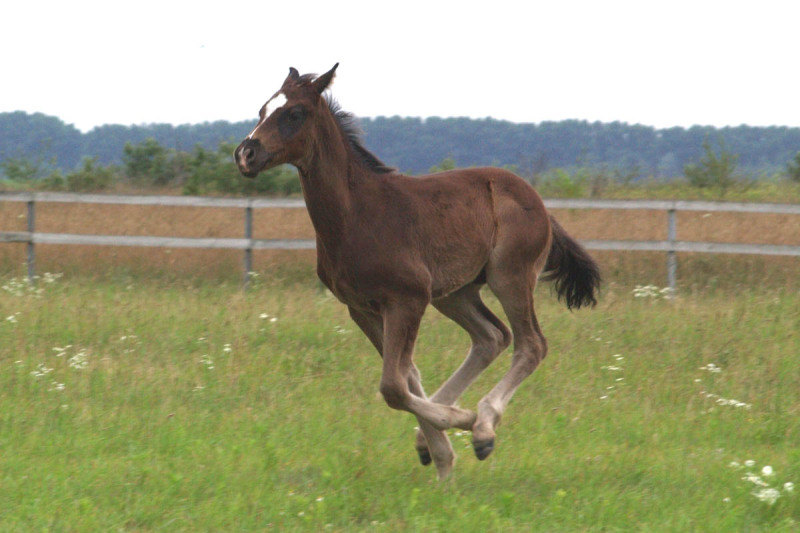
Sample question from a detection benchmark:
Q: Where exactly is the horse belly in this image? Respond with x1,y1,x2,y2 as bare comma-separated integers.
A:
422,223,494,298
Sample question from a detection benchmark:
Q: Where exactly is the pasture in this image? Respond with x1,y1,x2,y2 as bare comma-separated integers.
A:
1,269,798,530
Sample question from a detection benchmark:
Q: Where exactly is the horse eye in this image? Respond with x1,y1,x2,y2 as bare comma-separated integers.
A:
278,106,306,138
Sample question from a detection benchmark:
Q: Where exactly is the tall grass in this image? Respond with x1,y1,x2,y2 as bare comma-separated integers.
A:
1,271,798,530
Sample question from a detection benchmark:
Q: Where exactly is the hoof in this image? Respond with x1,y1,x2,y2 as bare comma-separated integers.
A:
473,439,495,461
416,448,432,466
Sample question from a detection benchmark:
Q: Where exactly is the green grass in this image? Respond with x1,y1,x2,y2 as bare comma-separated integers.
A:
1,272,799,531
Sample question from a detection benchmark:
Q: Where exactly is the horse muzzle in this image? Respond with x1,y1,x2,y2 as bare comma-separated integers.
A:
234,139,274,178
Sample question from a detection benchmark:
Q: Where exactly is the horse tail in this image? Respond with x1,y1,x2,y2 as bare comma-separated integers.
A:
541,216,601,310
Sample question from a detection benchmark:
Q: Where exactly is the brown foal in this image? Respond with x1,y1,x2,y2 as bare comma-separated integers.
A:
235,64,601,480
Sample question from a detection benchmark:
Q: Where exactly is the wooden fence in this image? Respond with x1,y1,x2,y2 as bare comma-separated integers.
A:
2,192,799,290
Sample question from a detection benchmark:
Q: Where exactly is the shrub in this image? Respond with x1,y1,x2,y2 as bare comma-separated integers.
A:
786,151,800,183
683,137,740,193
181,142,301,196
539,168,587,197
0,155,58,183
65,157,114,191
122,138,185,186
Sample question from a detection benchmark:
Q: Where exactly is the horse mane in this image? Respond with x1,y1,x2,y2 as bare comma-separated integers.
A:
324,95,395,174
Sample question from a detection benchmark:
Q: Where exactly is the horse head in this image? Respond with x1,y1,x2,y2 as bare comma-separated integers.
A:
234,63,338,177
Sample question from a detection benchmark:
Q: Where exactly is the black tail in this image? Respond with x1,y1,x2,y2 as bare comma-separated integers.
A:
541,216,601,310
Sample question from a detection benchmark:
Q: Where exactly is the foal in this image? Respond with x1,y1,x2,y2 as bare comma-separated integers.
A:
235,64,601,479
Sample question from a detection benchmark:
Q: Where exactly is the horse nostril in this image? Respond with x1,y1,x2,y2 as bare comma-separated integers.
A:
243,147,254,163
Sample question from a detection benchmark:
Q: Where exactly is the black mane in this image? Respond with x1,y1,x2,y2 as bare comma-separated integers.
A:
325,95,395,174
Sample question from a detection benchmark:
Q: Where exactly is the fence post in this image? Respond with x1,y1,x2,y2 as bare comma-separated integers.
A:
667,207,677,293
26,198,36,285
243,202,253,289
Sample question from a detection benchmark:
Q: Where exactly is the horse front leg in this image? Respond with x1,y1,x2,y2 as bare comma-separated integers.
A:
378,300,476,479
348,306,456,477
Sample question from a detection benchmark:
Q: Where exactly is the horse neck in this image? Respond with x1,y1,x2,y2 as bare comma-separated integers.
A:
296,116,364,248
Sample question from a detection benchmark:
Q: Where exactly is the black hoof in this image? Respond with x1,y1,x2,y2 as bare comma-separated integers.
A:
417,448,432,466
473,439,495,461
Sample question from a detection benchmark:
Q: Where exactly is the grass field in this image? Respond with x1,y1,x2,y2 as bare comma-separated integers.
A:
1,269,798,531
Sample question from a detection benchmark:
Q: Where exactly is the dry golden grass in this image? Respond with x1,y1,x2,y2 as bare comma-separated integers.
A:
551,208,800,245
1,198,798,288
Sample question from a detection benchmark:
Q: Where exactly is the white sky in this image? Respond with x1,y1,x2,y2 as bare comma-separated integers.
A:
2,0,799,132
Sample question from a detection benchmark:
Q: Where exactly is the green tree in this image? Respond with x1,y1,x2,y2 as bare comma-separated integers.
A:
683,137,740,193
182,144,237,195
122,138,179,186
0,156,42,182
182,142,301,196
786,151,800,183
0,155,58,182
429,157,457,173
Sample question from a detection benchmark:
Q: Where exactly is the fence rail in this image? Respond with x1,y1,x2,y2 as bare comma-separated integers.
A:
2,192,799,290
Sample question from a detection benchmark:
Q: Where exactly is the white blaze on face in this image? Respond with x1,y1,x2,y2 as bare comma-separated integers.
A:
247,92,288,139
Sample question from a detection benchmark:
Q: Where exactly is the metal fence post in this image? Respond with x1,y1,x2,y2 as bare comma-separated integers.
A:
243,202,253,289
667,208,677,293
26,198,36,284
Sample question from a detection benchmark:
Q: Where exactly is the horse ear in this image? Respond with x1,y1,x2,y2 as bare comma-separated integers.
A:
312,63,339,94
287,67,300,82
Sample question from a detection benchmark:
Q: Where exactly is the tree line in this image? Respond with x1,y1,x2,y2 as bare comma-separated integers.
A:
2,110,800,186
0,133,299,196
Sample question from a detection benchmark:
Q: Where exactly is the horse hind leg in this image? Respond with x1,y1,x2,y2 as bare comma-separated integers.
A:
472,269,547,460
413,284,511,463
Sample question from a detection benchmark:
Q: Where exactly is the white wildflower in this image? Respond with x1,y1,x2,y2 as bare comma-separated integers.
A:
700,363,722,373
745,460,756,468
31,363,54,378
783,482,794,492
200,354,214,370
259,313,269,320
729,461,741,468
752,487,781,505
633,285,674,300
223,343,232,353
602,365,623,372
5,313,20,324
762,465,774,477
633,285,658,298
53,345,72,357
68,349,89,370
49,381,65,392
700,391,750,409
42,272,63,284
659,287,676,300
743,472,769,487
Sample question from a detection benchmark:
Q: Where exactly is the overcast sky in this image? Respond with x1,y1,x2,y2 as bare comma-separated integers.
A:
3,0,798,132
